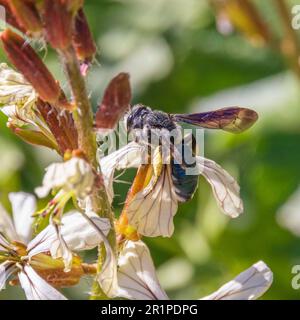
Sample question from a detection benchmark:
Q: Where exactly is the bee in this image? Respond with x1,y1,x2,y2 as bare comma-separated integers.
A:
106,104,258,237
125,104,258,202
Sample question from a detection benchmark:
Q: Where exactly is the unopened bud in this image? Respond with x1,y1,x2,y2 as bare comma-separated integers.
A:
95,73,131,134
36,99,79,154
0,0,26,33
8,0,43,36
8,123,59,151
72,9,96,66
42,0,74,50
1,29,61,104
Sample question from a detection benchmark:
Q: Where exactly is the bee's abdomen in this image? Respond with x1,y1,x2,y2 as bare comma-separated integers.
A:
171,162,199,202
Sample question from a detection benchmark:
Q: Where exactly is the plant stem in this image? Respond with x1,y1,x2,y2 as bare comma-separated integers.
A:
59,46,97,166
59,45,116,300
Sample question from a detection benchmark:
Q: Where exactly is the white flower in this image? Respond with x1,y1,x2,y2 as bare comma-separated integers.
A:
0,63,38,126
27,210,111,270
35,157,95,199
99,240,273,300
100,141,243,237
34,157,111,272
0,192,65,300
0,193,110,300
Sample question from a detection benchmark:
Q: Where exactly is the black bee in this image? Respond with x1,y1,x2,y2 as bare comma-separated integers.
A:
125,104,258,203
119,104,257,237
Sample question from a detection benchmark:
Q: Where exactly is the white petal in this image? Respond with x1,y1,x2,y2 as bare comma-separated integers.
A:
100,142,144,203
127,166,178,237
197,157,243,218
51,224,73,272
60,211,111,251
201,261,273,300
27,211,110,257
0,64,38,125
0,233,13,252
0,261,16,291
277,186,300,236
117,240,169,300
27,224,57,258
9,192,36,244
0,203,18,241
98,245,118,298
18,265,67,300
35,157,95,199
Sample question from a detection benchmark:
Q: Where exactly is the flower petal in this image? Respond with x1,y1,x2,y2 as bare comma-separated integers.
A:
201,261,273,300
35,157,95,198
27,211,110,257
18,265,67,300
98,244,118,298
117,240,169,300
0,261,16,291
100,142,144,203
9,192,36,244
0,63,38,126
0,203,18,241
0,233,13,252
126,166,178,237
51,223,73,272
197,157,243,218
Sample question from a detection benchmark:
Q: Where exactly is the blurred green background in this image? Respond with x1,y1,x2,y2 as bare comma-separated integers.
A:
1,0,300,300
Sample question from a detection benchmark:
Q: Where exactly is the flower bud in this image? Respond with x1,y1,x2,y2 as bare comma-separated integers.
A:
0,0,26,33
1,29,61,104
8,0,43,36
36,99,79,153
72,9,96,66
8,123,59,151
42,0,74,50
95,73,131,134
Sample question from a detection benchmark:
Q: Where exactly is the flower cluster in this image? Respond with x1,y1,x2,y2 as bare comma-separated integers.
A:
0,0,272,300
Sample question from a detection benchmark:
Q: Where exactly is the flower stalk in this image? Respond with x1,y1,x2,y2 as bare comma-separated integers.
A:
58,46,116,299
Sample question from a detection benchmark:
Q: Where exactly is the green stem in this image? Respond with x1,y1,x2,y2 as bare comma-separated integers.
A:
59,45,116,300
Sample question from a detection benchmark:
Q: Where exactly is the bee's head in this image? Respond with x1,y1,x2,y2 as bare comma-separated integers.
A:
125,104,151,132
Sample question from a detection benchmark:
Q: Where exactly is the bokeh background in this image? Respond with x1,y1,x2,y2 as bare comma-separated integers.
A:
1,0,300,299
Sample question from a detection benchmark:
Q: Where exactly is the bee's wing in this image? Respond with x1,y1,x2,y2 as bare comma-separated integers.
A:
172,107,258,133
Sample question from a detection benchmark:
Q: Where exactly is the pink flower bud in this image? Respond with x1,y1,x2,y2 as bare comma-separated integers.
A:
41,0,74,50
72,9,96,65
1,29,61,104
95,73,132,133
8,0,43,36
0,0,26,33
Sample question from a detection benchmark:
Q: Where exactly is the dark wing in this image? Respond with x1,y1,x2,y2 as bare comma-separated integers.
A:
172,107,258,133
